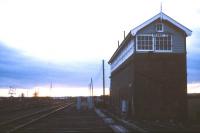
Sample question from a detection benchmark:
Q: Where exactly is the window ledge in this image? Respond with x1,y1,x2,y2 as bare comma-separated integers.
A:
155,50,172,53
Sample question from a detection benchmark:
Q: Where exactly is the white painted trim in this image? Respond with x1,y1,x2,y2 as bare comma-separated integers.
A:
156,23,164,32
171,35,173,51
152,33,155,51
136,33,173,52
155,50,172,53
136,34,154,51
111,39,134,72
131,12,192,36
154,34,173,52
135,34,153,36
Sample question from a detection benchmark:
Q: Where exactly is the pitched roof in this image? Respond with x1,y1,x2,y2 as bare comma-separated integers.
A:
131,12,192,36
108,12,192,64
108,32,132,64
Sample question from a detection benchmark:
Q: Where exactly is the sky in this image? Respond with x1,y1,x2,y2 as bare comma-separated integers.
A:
0,0,200,96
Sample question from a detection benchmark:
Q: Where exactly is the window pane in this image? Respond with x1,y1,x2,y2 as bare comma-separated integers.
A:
138,45,141,49
141,44,144,49
155,34,172,51
149,45,152,50
137,35,153,50
164,42,167,49
168,44,171,50
156,23,163,32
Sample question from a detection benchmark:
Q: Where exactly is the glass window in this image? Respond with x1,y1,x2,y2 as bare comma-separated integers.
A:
137,35,153,51
156,23,163,32
155,34,172,51
136,33,172,52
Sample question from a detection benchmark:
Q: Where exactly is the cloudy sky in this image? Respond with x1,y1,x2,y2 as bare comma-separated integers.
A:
0,0,199,96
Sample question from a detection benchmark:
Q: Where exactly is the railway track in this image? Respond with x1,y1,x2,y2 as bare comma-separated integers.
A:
16,105,114,133
0,102,74,133
0,98,67,123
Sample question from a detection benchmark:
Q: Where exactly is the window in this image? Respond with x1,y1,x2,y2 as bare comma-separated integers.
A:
136,35,153,51
156,23,163,32
155,34,172,51
136,33,172,52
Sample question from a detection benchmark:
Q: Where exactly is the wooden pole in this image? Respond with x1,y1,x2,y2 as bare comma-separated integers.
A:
91,78,93,97
102,60,105,106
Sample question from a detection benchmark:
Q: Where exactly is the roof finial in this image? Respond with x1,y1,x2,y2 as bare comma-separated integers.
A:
160,2,163,22
160,2,162,13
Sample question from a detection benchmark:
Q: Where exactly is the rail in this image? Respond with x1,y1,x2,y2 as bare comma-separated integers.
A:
0,102,74,133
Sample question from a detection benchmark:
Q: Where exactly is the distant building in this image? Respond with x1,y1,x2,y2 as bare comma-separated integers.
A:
108,11,192,120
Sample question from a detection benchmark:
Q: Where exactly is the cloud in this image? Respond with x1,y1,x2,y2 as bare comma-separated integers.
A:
0,0,198,90
188,83,200,93
0,28,199,89
0,42,109,89
187,30,200,83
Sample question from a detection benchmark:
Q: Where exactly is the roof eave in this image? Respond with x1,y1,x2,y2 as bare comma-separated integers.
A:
108,32,132,64
131,12,192,37
162,13,192,36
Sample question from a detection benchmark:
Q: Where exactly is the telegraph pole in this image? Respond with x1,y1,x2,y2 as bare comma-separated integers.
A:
102,60,105,106
91,78,93,97
88,78,94,109
89,83,91,96
50,81,52,97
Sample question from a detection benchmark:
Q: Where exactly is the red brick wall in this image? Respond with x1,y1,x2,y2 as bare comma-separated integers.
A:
110,53,188,120
133,53,187,120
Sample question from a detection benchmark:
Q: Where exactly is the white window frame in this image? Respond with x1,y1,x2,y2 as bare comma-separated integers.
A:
136,33,173,52
156,23,164,32
154,34,172,52
136,34,154,52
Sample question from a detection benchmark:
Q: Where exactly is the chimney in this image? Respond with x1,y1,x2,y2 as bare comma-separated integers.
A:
118,40,120,48
124,30,126,39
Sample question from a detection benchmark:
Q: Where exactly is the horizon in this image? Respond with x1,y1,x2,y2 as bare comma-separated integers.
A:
0,83,199,97
0,0,200,97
